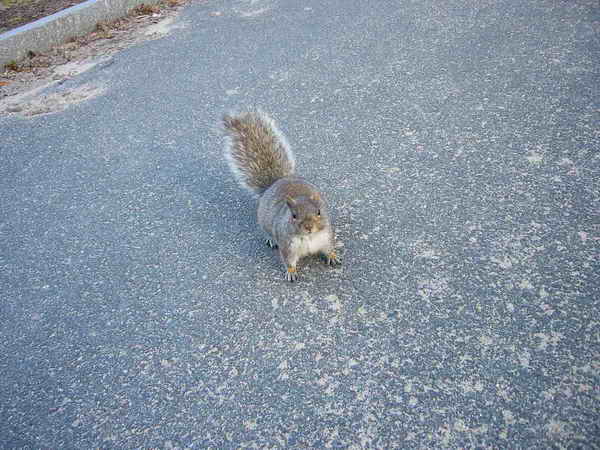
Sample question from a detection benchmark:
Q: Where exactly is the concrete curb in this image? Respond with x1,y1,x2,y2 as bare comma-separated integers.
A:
0,0,163,68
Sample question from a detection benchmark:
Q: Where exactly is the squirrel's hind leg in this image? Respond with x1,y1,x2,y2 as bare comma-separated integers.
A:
265,238,278,249
261,229,277,249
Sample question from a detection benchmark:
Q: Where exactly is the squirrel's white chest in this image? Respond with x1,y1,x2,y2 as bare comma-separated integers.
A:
289,230,330,257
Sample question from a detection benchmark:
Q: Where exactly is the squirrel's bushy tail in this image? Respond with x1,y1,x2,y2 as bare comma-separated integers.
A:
223,111,295,196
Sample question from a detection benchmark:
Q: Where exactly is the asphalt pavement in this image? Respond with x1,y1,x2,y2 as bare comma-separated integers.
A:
1,0,599,447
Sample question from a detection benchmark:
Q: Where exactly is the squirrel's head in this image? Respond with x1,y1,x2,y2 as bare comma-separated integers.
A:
286,193,326,234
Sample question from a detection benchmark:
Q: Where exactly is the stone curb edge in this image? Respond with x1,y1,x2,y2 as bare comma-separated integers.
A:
0,0,163,68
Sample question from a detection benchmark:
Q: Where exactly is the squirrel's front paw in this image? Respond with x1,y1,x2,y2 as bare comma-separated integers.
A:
323,250,342,266
285,266,298,282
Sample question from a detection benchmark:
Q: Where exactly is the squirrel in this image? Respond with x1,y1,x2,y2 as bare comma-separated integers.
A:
222,110,342,282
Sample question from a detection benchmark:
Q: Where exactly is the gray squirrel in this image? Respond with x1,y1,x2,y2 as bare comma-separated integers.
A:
222,111,342,282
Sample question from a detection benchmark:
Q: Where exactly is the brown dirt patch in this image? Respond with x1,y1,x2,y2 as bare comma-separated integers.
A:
0,0,192,117
0,0,88,33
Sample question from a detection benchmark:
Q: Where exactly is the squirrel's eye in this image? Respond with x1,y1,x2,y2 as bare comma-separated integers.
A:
292,213,297,220
317,210,321,216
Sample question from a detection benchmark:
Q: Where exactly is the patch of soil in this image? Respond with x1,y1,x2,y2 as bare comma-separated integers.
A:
0,0,88,33
0,0,192,117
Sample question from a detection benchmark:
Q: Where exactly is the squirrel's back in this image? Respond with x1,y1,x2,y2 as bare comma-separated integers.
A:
223,111,295,195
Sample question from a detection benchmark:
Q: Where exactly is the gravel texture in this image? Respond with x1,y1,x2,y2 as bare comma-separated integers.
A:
1,0,598,447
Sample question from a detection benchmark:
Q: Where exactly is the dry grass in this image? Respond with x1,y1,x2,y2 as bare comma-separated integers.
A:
131,3,161,16
4,60,21,71
0,0,34,6
2,0,189,73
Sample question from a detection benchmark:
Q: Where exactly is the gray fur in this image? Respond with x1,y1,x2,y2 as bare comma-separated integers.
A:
223,111,295,195
222,110,341,281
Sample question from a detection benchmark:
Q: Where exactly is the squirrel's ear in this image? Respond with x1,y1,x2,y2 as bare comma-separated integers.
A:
310,192,321,202
285,196,296,209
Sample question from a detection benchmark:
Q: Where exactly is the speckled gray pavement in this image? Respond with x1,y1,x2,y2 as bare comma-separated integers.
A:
1,0,599,447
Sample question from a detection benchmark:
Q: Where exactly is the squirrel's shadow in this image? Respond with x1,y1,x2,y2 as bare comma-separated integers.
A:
182,160,274,265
